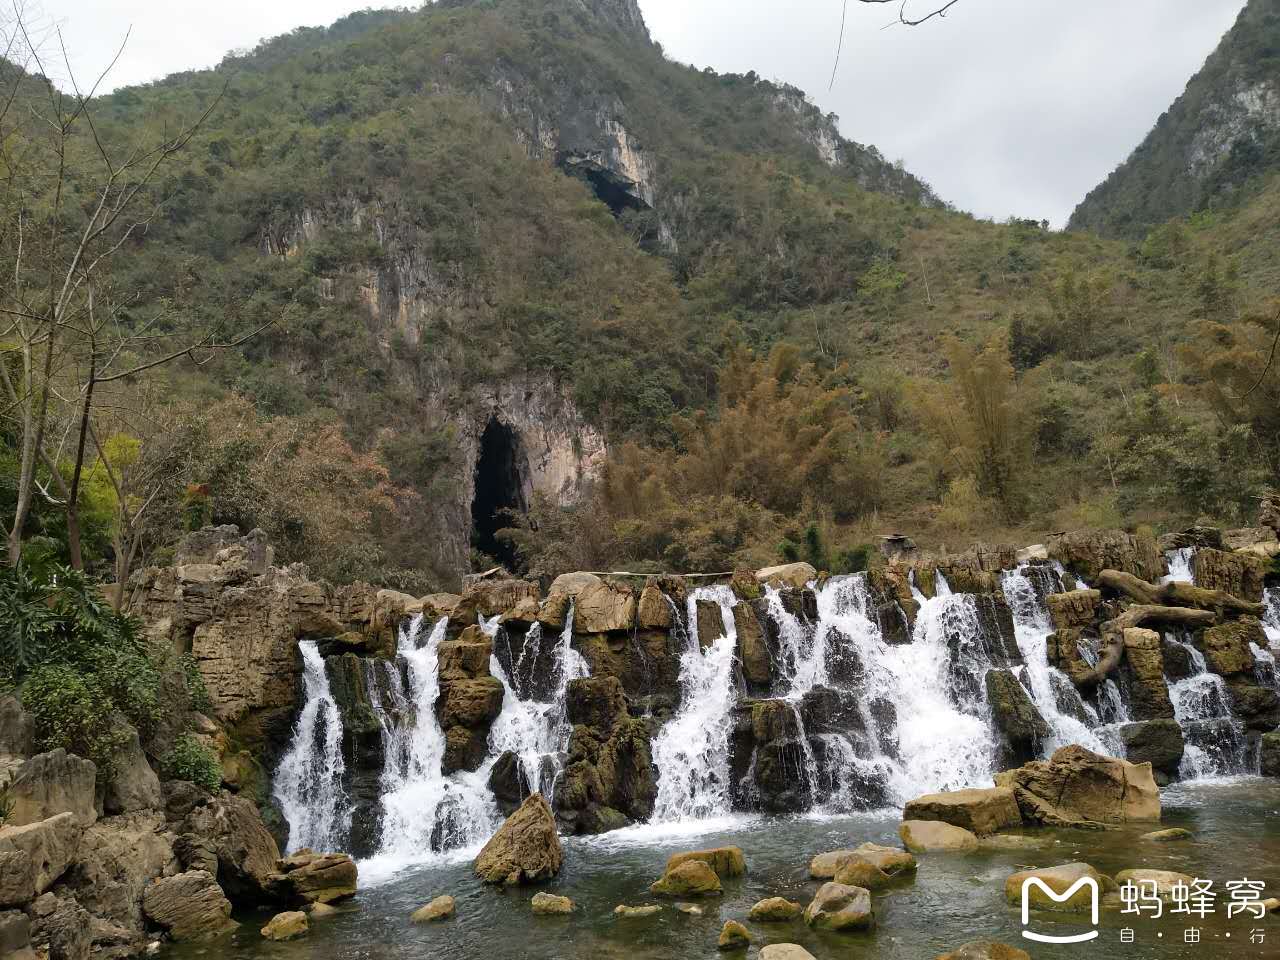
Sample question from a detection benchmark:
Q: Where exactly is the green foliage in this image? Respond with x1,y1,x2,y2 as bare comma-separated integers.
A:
183,655,214,715
161,734,222,792
23,665,130,774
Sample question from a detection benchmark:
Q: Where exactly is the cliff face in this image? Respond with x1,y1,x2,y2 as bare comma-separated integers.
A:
1070,0,1280,237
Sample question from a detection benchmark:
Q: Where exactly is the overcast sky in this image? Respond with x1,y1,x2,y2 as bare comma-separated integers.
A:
40,0,1246,225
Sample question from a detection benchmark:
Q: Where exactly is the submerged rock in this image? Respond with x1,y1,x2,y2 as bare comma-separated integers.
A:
902,787,1022,836
1140,827,1193,842
474,793,562,885
614,903,661,918
1004,863,1106,912
718,919,752,950
802,881,873,931
261,911,308,941
899,820,979,853
650,859,722,896
759,947,816,960
1114,869,1193,899
410,896,455,923
749,897,802,921
530,892,573,915
935,942,1031,960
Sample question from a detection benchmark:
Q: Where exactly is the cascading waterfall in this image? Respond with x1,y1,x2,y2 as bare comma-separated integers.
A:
363,616,499,879
649,586,741,821
1166,634,1251,778
1263,586,1280,647
1160,547,1196,585
488,602,590,799
1000,565,1116,755
274,640,350,853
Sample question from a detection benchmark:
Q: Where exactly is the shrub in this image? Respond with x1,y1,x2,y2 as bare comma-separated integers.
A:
22,665,129,774
161,734,222,792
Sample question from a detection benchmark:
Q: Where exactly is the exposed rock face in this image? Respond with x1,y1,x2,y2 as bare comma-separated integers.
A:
1047,530,1162,583
1261,732,1280,778
6,750,97,828
0,910,35,960
903,788,1022,836
0,695,33,758
474,793,562,885
734,602,772,687
995,746,1160,826
261,910,309,940
1004,862,1104,912
103,725,162,815
1120,719,1185,782
28,893,92,960
142,870,236,941
1192,547,1268,603
750,897,803,921
718,919,751,950
0,814,80,906
1199,620,1263,679
1120,628,1175,720
177,791,281,903
984,670,1051,767
755,562,816,590
1046,590,1101,632
530,892,574,915
665,847,746,879
637,583,673,629
437,676,505,773
803,882,873,931
264,851,358,905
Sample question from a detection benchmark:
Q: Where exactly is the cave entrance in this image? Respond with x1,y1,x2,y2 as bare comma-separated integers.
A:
471,417,529,570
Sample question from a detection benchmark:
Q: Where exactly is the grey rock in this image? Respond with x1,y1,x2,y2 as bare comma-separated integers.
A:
6,751,97,828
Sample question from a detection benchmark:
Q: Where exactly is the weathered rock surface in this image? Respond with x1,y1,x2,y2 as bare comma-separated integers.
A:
803,882,874,931
410,895,455,922
1121,628,1175,720
984,671,1051,767
1141,828,1193,842
1262,732,1280,778
1047,530,1162,583
1115,868,1193,899
636,583,673,629
1119,719,1184,781
759,947,817,960
1199,620,1263,679
474,793,562,885
1192,548,1268,602
5,750,97,828
733,602,772,687
1046,590,1101,632
142,870,236,941
28,893,92,960
178,791,281,902
0,813,79,906
665,846,746,879
0,696,33,758
614,903,661,918
265,851,358,905
718,919,752,950
833,856,893,890
902,787,1022,836
749,897,803,921
935,942,1031,960
530,892,574,915
0,909,35,960
650,859,722,897
1004,862,1105,912
899,820,979,853
995,746,1160,826
261,910,309,940
103,725,162,815
756,562,817,590
809,849,857,879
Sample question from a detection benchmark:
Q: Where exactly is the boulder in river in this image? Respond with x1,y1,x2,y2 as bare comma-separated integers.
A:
833,857,893,890
1140,828,1192,842
474,793,563,885
749,897,803,921
141,870,236,941
759,947,817,960
802,882,874,931
935,942,1031,960
809,849,857,878
1260,732,1280,778
994,745,1160,826
650,859,722,896
614,903,661,918
1004,863,1107,912
1114,869,1193,899
410,896,455,922
899,820,979,853
718,919,752,950
665,846,746,879
265,851,357,904
261,911,308,941
902,787,1022,835
530,892,573,915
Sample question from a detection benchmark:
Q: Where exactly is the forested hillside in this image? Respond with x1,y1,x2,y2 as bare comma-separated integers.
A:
2,0,1278,594
1070,0,1280,238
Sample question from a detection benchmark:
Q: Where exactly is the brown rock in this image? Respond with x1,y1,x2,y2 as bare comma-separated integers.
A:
410,895,455,922
1199,620,1263,679
1121,629,1174,720
1192,548,1268,602
1004,862,1104,912
1046,590,1101,632
637,584,673,629
802,882,874,931
57,811,176,935
935,942,1031,960
809,849,857,879
760,947,817,960
260,910,308,940
180,792,280,903
695,599,727,650
0,814,80,906
718,919,752,950
902,787,1022,835
530,892,574,915
833,856,893,890
650,859,722,897
733,603,771,686
756,563,818,590
265,851,358,904
564,578,636,633
437,677,505,728
437,636,493,680
665,846,746,879
614,903,661,918
1047,530,1162,583
994,745,1160,826
142,870,236,941
5,750,97,828
749,897,803,921
899,820,979,853
474,793,562,885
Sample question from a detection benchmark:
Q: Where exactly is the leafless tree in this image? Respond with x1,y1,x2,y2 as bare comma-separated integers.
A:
833,1,964,87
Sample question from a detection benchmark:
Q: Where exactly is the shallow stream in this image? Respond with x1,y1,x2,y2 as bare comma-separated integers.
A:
169,779,1280,960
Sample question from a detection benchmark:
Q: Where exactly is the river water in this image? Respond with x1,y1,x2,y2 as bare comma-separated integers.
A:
169,779,1280,960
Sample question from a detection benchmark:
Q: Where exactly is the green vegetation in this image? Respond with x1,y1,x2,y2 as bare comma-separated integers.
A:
160,734,223,793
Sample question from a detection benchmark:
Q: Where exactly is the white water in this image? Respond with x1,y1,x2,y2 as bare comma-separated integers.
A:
1166,635,1251,779
1264,587,1280,646
274,640,350,853
1000,565,1112,755
649,586,741,821
362,616,499,881
1160,547,1195,585
488,602,590,799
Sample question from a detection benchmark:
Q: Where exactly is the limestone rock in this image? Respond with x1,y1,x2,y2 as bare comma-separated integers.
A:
695,599,727,649
265,851,358,904
309,901,338,918
410,895,455,922
1046,590,1100,632
902,787,1022,836
1199,620,1263,679
0,910,34,960
1228,684,1280,731
1192,548,1268,602
755,562,817,590
261,910,308,940
474,793,562,885
1141,827,1193,842
0,696,33,758
809,849,857,879
760,947,817,960
1115,868,1193,899
718,919,752,950
180,792,280,902
984,671,1051,767
27,894,91,960
899,820,979,853
851,842,917,876
1262,732,1280,778
674,901,702,915
437,633,493,679
454,578,540,624
55,811,176,935
1119,720,1184,780
994,745,1160,826
566,676,628,732
1047,530,1161,583
1121,629,1175,720
614,903,661,918
935,942,1031,960
5,750,97,828
749,897,803,921
833,856,893,890
547,574,635,632
530,892,574,915
650,859,722,897
802,881,873,931
733,602,772,687
637,583,672,629
1004,862,1104,912
104,724,162,815
142,870,236,941
0,813,80,906
665,846,746,879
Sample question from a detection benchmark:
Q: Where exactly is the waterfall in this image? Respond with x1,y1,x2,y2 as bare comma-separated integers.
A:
274,640,350,853
1166,634,1250,778
488,602,589,799
1160,547,1195,585
1000,565,1113,755
1264,587,1280,647
363,615,499,878
649,585,741,821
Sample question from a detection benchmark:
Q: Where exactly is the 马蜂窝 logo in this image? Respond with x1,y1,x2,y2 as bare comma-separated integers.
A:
1021,876,1100,944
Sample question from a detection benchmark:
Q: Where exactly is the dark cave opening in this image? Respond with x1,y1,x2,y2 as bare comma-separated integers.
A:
471,417,528,570
557,153,648,217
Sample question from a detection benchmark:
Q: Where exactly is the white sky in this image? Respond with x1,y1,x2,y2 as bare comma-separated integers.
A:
40,0,1247,225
